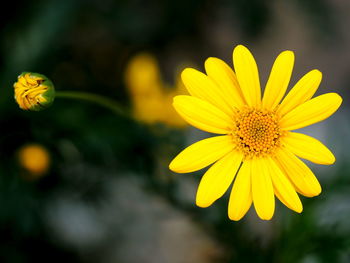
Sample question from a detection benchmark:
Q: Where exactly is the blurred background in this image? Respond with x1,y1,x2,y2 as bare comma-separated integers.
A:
0,0,349,262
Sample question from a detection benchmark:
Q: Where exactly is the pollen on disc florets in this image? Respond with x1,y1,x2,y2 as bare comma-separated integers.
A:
233,107,282,158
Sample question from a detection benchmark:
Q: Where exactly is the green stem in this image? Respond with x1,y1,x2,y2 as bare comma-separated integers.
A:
55,91,127,116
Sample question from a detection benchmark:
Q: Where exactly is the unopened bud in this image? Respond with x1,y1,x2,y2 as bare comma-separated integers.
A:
14,72,55,111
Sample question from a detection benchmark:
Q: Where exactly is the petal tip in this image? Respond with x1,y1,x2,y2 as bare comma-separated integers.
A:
311,69,323,81
255,207,275,220
328,92,343,110
280,50,295,64
295,206,303,214
181,68,195,81
310,186,322,197
315,188,322,196
205,56,217,64
293,199,303,213
169,159,184,173
325,155,336,165
233,45,249,56
228,212,243,221
334,93,343,105
235,44,247,50
257,212,274,220
168,160,176,172
331,156,336,164
281,50,295,58
204,57,218,71
196,198,212,208
311,69,322,74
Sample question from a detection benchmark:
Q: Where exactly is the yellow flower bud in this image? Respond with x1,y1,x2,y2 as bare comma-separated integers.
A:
17,144,51,180
14,72,55,111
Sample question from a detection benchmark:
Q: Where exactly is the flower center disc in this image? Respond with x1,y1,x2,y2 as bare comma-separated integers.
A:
234,108,281,157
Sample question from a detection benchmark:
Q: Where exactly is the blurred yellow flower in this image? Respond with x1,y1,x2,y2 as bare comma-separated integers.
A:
169,45,342,221
125,53,187,128
14,72,55,111
18,144,51,180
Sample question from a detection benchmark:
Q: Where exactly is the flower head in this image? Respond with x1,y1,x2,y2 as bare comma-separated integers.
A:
14,72,55,111
169,45,342,221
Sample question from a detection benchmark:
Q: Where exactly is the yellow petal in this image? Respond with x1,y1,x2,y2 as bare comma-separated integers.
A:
251,158,275,220
266,158,302,213
233,45,261,108
282,132,335,165
262,51,294,110
169,135,234,173
228,160,252,221
173,95,234,134
274,148,321,197
204,57,246,108
280,93,342,130
277,70,322,116
181,68,234,116
196,151,243,207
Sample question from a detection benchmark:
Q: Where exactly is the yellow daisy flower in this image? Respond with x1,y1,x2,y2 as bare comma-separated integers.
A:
169,45,342,221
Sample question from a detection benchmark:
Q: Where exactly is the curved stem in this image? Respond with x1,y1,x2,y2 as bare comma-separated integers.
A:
55,91,127,117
